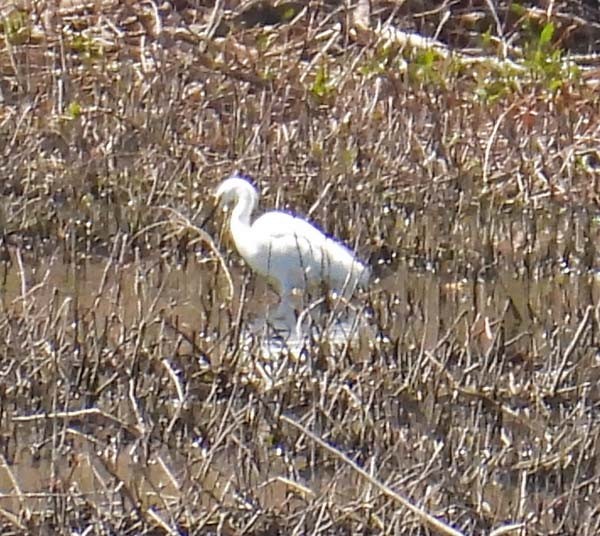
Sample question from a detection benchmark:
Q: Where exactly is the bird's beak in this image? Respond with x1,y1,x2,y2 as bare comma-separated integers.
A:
198,194,220,229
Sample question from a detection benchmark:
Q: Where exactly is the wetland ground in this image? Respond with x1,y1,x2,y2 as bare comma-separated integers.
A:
0,0,600,534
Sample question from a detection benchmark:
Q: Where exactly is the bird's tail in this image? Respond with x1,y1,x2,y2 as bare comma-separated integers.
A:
357,262,371,287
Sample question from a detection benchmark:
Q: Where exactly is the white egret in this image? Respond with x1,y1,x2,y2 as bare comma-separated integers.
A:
215,174,370,320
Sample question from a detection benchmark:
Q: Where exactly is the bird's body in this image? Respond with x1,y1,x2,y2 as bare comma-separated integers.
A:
216,175,369,318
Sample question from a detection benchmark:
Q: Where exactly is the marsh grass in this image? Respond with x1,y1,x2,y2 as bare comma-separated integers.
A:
0,0,599,534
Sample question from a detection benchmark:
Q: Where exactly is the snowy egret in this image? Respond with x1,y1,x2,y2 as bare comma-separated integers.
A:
215,174,370,319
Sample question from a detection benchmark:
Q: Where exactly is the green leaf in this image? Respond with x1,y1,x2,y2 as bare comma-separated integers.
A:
311,64,332,98
67,101,82,119
2,10,29,44
539,22,554,46
481,27,492,48
510,3,526,16
276,2,302,22
416,49,436,67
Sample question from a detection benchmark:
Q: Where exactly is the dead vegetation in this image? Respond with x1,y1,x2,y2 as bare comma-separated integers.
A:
0,0,599,534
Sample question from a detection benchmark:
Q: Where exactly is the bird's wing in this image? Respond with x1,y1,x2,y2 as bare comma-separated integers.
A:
250,210,369,294
252,211,329,245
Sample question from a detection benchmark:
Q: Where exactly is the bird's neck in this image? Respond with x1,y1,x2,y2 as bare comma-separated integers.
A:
229,191,258,258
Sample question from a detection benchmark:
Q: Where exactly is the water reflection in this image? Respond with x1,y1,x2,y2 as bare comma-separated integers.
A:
245,302,372,360
1,202,600,525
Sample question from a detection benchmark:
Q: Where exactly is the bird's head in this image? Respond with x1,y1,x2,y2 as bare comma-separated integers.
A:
215,173,258,211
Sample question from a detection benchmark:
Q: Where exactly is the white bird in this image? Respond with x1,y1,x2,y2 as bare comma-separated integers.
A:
215,174,370,320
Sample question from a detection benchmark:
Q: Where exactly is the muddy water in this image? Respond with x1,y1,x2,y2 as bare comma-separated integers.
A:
0,205,599,527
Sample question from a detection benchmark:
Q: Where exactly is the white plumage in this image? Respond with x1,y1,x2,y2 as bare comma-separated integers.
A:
215,174,369,318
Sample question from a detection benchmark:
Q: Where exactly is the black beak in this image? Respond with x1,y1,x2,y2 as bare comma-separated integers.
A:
198,194,220,229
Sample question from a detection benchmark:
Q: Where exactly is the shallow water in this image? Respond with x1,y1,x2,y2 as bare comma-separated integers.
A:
1,205,600,532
